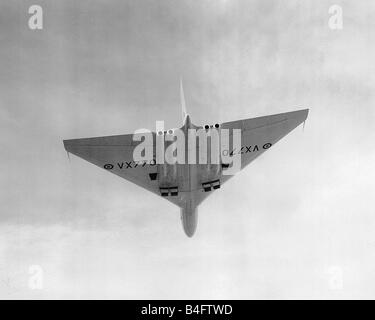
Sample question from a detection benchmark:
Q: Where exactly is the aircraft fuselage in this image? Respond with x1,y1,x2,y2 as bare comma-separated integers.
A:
157,115,222,237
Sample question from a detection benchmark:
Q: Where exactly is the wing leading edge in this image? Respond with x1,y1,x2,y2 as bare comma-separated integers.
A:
220,108,308,185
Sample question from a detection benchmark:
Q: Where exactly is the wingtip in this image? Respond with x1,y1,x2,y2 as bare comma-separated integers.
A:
303,108,309,120
62,139,69,152
295,108,309,121
62,140,71,161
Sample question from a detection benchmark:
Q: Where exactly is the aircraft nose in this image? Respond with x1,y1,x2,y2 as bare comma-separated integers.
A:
181,206,197,238
183,225,196,238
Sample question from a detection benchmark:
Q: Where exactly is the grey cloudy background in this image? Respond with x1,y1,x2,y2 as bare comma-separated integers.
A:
1,0,375,299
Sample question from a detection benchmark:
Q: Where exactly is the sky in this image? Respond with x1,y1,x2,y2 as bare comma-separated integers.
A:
1,0,375,299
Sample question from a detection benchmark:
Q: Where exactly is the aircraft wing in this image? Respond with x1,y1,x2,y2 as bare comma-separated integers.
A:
63,133,163,198
220,108,308,185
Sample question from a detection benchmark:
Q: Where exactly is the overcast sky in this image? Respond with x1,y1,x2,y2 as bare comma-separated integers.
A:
1,0,375,299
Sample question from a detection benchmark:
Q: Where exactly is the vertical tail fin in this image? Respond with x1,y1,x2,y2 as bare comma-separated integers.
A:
180,77,187,124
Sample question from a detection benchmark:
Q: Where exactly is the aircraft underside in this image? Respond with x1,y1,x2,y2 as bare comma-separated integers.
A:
158,162,223,237
63,83,308,237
